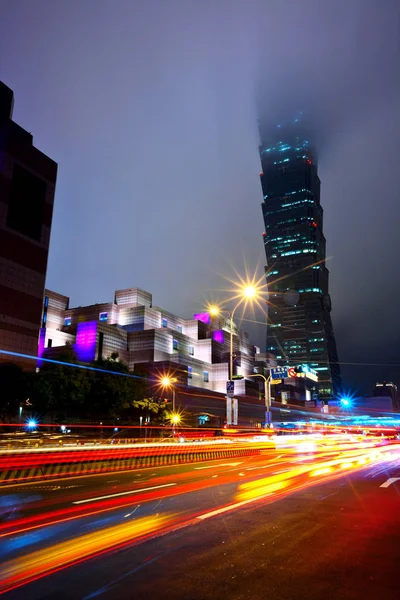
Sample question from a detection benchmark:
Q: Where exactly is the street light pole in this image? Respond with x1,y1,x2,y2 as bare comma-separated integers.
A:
209,286,259,427
159,375,180,436
210,304,238,381
246,373,272,427
229,304,240,381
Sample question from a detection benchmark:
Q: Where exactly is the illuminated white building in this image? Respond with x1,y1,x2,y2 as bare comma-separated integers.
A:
39,287,261,395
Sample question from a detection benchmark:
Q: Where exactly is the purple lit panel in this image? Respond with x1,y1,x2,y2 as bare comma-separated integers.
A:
193,312,210,325
74,321,97,362
212,330,224,344
37,328,46,367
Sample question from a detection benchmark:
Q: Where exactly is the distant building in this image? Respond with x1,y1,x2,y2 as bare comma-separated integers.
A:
39,287,268,426
374,382,397,402
0,81,57,366
258,113,341,400
357,396,395,414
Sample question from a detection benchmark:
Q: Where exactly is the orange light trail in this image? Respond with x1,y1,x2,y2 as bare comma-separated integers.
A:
0,436,399,595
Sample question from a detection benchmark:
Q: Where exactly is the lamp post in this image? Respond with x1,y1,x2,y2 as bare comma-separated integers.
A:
160,376,177,411
246,373,272,427
160,376,179,434
209,285,257,382
209,285,259,426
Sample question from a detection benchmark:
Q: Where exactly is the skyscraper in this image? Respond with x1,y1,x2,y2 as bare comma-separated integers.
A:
0,81,57,366
259,114,341,400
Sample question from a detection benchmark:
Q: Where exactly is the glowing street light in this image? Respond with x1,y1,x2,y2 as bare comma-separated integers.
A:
243,285,257,299
208,283,260,382
161,376,177,388
171,414,181,425
207,280,264,426
160,376,178,412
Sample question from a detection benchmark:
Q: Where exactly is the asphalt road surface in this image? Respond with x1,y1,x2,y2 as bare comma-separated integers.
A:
1,437,399,599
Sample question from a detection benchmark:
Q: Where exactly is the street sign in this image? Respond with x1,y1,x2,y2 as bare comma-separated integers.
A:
295,364,318,382
271,366,288,380
288,367,297,378
226,380,235,397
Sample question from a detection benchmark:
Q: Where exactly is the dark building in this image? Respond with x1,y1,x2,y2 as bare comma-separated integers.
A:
259,113,341,401
0,81,57,366
373,382,397,403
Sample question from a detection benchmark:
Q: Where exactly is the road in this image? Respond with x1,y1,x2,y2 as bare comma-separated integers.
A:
1,436,399,599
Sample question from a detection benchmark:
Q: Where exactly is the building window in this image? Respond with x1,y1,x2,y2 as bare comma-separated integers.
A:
188,366,192,379
203,371,209,383
44,296,49,307
189,345,194,356
162,318,168,328
177,325,183,333
173,339,178,351
99,312,108,322
64,317,71,327
47,339,52,348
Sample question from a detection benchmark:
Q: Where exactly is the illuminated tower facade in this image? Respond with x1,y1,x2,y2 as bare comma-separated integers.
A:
259,114,341,400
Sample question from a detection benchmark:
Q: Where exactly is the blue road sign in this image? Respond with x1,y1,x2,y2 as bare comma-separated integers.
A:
226,380,235,397
271,366,288,380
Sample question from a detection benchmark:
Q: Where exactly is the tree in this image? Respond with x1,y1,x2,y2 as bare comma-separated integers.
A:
87,354,147,419
134,397,171,424
33,344,91,421
0,363,33,423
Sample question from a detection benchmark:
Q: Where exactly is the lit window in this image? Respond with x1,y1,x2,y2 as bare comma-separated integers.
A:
203,371,209,382
177,325,183,333
173,339,178,351
189,345,194,356
162,318,168,328
188,366,192,379
64,317,71,327
44,296,49,307
99,312,108,322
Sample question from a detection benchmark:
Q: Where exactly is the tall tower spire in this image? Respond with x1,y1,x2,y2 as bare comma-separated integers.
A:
259,113,341,401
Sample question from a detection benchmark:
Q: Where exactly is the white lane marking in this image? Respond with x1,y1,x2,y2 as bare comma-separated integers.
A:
72,483,176,504
380,477,400,488
194,462,243,470
197,494,271,520
246,465,271,471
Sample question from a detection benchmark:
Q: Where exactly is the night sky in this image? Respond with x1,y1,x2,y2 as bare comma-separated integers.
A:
1,1,399,396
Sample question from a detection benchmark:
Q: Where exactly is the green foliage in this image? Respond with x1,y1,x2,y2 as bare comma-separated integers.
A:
1,351,168,423
32,344,90,421
0,363,32,422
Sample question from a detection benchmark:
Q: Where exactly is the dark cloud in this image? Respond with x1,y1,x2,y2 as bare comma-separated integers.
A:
1,0,399,394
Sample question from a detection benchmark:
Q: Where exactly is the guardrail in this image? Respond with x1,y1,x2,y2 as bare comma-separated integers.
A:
0,440,274,485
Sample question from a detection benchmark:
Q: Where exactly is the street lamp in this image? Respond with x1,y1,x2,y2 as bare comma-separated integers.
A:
246,373,272,427
159,376,181,434
160,376,178,412
209,283,258,382
208,283,262,426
